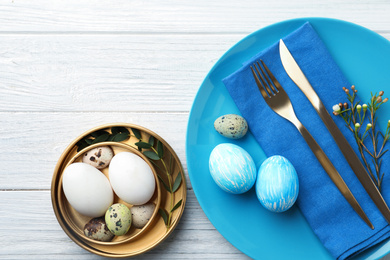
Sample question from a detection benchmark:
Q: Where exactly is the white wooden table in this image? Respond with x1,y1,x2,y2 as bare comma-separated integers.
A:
1,1,390,259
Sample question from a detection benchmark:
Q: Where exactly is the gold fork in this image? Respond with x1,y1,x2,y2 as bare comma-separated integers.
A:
250,60,374,229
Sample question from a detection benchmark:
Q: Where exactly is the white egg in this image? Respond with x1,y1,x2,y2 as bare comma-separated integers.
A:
109,152,156,205
62,162,114,218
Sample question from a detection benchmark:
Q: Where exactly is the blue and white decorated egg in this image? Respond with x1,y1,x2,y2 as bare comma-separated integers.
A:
209,143,257,194
256,155,299,212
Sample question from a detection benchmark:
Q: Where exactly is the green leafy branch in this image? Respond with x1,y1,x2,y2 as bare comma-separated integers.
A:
76,127,130,152
131,128,183,229
333,86,390,191
76,126,183,229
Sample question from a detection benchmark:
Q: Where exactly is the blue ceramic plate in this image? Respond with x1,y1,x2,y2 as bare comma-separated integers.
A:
186,18,390,259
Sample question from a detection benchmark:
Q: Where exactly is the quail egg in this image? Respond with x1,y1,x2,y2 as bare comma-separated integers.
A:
130,203,156,229
214,114,248,139
82,146,114,169
84,217,114,242
105,203,132,236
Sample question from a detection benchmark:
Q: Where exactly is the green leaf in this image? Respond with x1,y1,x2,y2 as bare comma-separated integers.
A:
112,132,129,142
91,130,109,138
85,138,94,145
76,139,85,147
131,128,142,139
143,151,160,160
157,141,164,159
170,199,183,213
172,172,182,193
107,134,115,141
158,208,168,226
111,127,119,135
92,133,109,144
135,141,152,149
149,159,163,172
120,127,130,135
76,140,89,152
157,175,171,192
148,135,155,146
112,126,129,135
169,153,173,172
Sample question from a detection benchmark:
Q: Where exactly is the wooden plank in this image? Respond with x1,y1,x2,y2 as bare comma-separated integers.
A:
0,112,191,190
0,34,240,112
1,33,390,113
0,0,390,33
0,190,248,259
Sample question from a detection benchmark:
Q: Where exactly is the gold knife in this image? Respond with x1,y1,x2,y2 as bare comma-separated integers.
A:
279,39,390,225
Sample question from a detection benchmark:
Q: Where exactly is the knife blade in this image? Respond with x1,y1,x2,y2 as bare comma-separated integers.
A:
279,39,390,225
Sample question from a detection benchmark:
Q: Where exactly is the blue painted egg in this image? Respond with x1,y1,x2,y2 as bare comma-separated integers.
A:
209,143,257,194
256,155,299,212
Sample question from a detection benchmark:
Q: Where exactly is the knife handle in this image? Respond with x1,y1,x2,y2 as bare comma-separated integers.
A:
294,120,374,229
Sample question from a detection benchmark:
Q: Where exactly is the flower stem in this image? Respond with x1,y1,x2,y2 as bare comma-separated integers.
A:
333,87,389,191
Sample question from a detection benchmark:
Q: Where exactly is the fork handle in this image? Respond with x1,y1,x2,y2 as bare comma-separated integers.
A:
295,122,374,229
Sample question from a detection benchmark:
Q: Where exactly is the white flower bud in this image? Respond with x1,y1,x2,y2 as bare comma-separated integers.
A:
332,104,341,112
363,104,368,113
355,123,360,131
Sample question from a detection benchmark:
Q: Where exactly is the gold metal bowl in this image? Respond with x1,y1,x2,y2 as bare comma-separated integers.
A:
51,123,187,257
58,142,161,245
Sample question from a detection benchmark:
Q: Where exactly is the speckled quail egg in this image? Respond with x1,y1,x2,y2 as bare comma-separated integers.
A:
83,217,115,242
82,146,114,169
105,203,132,236
130,203,156,229
214,114,248,139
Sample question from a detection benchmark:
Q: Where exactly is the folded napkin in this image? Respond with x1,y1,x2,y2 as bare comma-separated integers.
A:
223,22,390,260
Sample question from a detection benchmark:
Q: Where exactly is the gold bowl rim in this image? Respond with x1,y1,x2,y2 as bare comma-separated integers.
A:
51,123,187,257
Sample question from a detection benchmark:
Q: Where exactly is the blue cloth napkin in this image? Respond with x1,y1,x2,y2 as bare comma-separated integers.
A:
222,22,390,260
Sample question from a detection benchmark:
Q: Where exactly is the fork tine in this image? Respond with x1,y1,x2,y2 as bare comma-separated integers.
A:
254,61,275,96
250,65,269,99
258,60,278,94
260,60,281,92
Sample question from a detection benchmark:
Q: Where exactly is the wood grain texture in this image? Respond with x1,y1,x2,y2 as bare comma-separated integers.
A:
0,34,237,112
0,0,390,33
1,0,390,259
0,112,188,190
0,190,249,259
1,33,390,113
